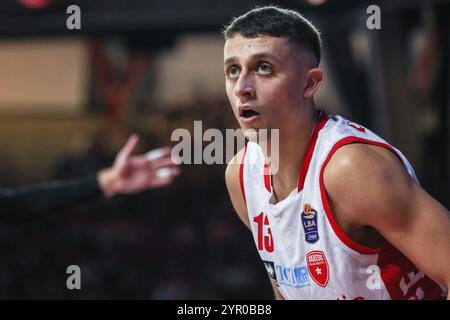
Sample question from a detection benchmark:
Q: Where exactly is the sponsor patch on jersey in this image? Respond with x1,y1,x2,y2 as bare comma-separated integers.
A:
301,203,319,243
262,260,311,289
276,265,311,289
306,250,329,287
262,260,279,287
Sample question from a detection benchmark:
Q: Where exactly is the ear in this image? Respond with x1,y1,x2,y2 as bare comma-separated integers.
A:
303,68,324,98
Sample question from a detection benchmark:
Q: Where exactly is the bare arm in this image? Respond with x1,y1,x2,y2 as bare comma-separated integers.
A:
324,143,450,299
225,148,284,300
270,278,285,300
225,148,250,229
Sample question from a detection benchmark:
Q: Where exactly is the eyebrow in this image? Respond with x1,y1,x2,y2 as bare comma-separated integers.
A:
224,52,283,66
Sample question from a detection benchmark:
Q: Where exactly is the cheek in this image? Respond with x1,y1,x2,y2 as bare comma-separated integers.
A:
225,84,235,103
280,91,297,107
225,81,235,96
276,77,302,104
259,81,287,107
259,82,298,121
225,85,238,114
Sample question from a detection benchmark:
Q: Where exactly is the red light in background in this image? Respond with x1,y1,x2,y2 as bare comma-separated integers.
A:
18,0,52,9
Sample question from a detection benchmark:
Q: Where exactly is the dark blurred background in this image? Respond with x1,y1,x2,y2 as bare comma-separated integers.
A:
0,0,448,299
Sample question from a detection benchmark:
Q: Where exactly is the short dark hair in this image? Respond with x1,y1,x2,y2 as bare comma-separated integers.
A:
223,6,322,65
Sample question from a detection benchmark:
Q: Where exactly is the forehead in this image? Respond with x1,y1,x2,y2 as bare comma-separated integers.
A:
224,34,295,63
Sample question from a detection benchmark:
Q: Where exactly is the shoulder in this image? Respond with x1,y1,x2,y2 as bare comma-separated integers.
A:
323,142,414,227
324,142,407,181
225,147,246,188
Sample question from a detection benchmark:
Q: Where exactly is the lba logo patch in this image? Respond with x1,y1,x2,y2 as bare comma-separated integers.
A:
306,250,329,287
301,204,319,243
262,260,279,287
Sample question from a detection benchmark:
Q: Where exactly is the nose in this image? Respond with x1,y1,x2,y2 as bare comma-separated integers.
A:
233,71,255,100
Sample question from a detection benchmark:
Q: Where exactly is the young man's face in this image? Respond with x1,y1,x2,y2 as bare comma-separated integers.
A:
224,34,308,135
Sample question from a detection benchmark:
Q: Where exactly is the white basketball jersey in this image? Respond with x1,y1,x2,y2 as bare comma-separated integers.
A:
240,110,447,300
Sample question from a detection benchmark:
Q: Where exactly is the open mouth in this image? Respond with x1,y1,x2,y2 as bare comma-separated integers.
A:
239,105,261,119
241,109,260,118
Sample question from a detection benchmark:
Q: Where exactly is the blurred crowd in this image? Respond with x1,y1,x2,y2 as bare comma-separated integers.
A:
0,99,272,299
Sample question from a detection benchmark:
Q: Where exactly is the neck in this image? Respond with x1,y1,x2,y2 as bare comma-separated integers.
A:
261,107,320,201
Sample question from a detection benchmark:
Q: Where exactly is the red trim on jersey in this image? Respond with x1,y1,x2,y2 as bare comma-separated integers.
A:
319,136,403,255
377,242,446,299
239,145,247,205
263,163,271,193
298,110,329,192
319,136,446,299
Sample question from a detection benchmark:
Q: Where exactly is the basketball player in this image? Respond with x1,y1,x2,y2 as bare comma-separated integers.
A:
0,134,179,224
223,6,449,299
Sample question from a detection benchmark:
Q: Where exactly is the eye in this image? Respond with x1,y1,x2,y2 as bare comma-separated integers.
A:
226,66,240,79
258,63,272,75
